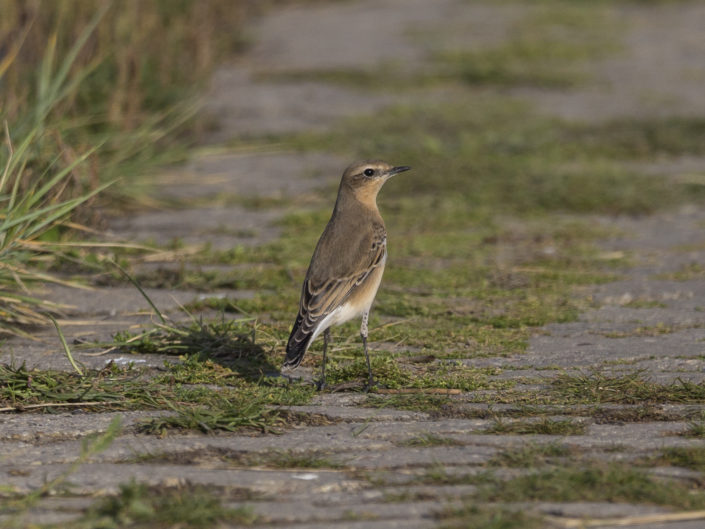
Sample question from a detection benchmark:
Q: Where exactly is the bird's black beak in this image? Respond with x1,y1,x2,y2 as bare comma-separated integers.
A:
388,166,411,176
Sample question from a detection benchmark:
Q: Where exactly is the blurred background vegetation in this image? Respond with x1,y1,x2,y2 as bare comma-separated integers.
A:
1,0,249,127
0,0,254,332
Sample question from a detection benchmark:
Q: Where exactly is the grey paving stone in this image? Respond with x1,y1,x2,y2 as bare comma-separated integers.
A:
0,411,163,442
234,499,445,525
253,520,436,529
284,406,429,423
531,501,669,518
2,462,365,497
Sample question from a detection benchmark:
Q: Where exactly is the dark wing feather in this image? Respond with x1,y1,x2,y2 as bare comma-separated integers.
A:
284,225,386,368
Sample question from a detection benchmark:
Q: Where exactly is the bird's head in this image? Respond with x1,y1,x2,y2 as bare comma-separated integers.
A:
340,160,411,203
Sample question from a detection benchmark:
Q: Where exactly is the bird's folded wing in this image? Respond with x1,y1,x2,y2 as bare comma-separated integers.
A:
297,232,386,335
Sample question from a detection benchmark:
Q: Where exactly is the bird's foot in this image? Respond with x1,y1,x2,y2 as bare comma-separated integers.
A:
363,378,386,393
315,379,327,392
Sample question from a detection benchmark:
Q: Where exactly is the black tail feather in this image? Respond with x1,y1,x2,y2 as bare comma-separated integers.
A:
284,316,314,369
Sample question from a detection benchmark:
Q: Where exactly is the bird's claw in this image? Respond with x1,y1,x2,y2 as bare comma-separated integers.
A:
363,378,386,393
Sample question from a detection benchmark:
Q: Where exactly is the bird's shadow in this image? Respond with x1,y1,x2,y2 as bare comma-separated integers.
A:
114,316,281,384
180,317,280,383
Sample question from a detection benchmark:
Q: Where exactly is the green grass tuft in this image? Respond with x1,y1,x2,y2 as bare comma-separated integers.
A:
0,359,314,435
485,417,587,436
682,420,705,438
137,391,288,435
478,463,705,509
438,505,544,529
489,442,572,468
551,370,705,404
82,480,256,528
652,446,705,472
242,450,344,469
364,393,452,413
396,433,465,447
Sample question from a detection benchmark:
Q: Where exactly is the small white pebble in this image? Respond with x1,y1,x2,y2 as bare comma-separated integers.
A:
109,357,147,365
292,473,319,480
197,293,226,300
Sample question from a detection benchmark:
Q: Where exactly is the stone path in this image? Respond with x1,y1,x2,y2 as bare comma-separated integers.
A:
3,1,705,528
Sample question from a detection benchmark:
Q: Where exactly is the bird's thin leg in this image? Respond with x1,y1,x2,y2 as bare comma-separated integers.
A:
316,328,330,391
361,311,374,390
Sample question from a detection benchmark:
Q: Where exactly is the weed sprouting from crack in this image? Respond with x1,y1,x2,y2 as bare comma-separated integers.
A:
426,462,705,513
243,450,345,469
396,433,465,448
648,446,705,473
682,419,705,438
438,505,544,529
478,463,705,509
550,370,705,404
485,417,587,436
138,392,289,436
489,442,572,468
124,446,343,470
364,393,452,413
434,459,705,528
0,362,146,412
0,361,315,435
77,480,257,528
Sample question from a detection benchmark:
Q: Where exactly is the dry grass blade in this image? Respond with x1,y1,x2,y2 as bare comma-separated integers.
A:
111,260,167,324
0,291,69,336
551,370,705,404
375,388,462,395
139,394,285,435
140,245,203,263
0,401,109,413
0,32,112,335
19,239,158,252
0,260,92,290
0,363,141,411
550,509,705,528
0,120,13,191
0,21,32,79
47,313,84,376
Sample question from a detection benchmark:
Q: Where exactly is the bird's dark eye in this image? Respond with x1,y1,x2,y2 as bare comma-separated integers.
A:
363,168,375,177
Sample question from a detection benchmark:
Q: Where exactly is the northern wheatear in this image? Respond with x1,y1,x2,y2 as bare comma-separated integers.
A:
283,160,410,389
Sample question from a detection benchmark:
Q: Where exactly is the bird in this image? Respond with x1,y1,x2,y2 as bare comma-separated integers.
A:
282,160,411,390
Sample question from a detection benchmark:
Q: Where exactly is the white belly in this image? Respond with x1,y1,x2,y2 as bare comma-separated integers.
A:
310,302,362,342
310,255,386,343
